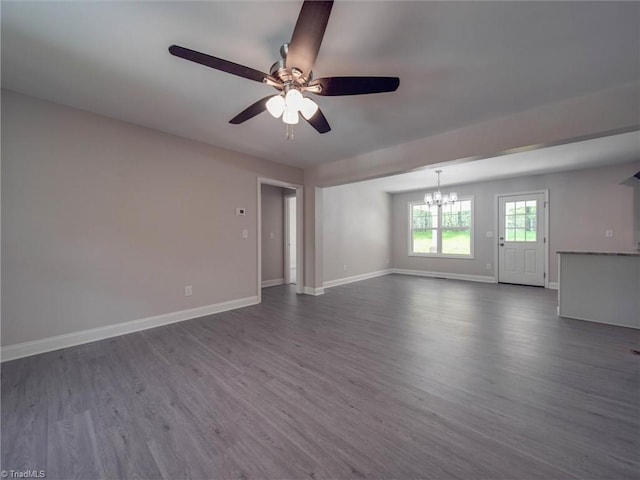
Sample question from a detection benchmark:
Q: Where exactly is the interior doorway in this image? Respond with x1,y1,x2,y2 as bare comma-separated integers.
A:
285,195,297,285
257,178,304,302
496,191,548,287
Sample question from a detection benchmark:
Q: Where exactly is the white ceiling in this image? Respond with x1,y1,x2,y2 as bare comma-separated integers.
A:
358,131,640,193
2,1,639,168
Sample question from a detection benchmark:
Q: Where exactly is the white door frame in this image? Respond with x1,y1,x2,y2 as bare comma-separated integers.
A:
258,178,304,302
283,193,297,285
494,189,549,288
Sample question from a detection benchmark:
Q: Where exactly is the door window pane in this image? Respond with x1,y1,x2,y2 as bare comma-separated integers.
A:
504,199,537,242
506,202,515,214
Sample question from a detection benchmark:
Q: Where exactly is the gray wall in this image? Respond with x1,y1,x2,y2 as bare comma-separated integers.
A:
322,182,392,283
261,184,284,283
392,162,640,283
1,90,302,346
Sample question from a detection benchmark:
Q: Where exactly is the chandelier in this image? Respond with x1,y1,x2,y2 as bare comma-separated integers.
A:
424,170,457,207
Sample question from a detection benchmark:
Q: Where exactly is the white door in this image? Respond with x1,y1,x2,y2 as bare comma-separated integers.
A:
498,193,546,286
284,195,297,285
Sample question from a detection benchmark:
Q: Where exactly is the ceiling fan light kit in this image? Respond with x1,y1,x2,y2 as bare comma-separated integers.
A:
266,88,320,126
168,0,399,139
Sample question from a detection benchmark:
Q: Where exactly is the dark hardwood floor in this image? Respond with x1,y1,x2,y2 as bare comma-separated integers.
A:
2,274,639,479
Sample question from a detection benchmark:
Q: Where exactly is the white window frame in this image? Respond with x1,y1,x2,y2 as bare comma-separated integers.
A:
408,196,475,259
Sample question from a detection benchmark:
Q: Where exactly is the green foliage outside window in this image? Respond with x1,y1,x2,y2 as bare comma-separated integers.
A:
411,200,472,256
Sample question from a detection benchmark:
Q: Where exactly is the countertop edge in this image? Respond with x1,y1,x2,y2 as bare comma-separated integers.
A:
557,251,640,257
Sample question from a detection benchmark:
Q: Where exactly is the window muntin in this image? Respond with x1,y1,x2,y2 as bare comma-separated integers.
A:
410,198,473,257
504,200,537,242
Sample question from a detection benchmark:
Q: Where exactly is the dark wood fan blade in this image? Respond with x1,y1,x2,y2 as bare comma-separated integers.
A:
310,76,400,96
229,96,273,124
169,45,270,84
303,107,331,134
286,1,333,77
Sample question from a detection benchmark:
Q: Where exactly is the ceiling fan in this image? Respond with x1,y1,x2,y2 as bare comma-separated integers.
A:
169,0,399,137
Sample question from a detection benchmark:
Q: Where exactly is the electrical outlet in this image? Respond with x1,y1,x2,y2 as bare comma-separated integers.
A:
486,263,492,270
343,264,348,271
486,231,494,238
605,229,614,238
184,285,193,296
242,229,249,238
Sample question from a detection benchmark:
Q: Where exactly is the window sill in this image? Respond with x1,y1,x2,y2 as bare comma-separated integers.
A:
408,253,475,260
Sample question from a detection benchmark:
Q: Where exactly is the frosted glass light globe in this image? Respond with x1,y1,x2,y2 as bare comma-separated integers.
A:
285,89,304,111
266,95,285,118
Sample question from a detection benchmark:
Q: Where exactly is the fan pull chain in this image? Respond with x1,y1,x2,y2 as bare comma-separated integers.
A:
286,123,294,141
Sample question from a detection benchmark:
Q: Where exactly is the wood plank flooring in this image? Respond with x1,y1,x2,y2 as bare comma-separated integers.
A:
2,274,639,479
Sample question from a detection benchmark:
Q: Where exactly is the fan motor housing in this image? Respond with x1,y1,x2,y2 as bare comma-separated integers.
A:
270,44,311,86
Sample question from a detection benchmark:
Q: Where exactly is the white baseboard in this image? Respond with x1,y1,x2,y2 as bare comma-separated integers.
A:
323,269,392,289
392,268,497,284
261,278,284,288
547,282,559,290
0,296,259,363
303,286,325,296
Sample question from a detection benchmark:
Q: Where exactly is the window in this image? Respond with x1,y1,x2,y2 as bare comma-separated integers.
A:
504,200,537,242
409,198,473,257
